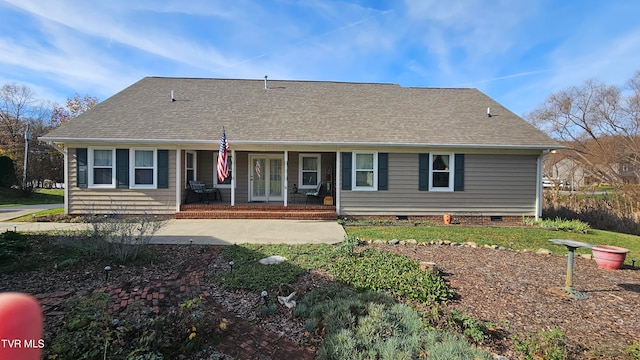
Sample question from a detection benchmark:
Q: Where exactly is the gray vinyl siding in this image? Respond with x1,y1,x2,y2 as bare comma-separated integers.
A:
68,148,176,214
340,153,538,216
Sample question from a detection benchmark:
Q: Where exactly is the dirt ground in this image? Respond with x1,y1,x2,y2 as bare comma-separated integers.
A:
1,242,639,359
371,242,640,359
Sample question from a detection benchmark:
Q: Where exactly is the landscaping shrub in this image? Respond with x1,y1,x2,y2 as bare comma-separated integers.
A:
328,248,454,305
513,328,568,360
525,217,591,233
0,231,30,265
295,285,490,360
0,155,16,188
446,310,495,344
83,213,167,263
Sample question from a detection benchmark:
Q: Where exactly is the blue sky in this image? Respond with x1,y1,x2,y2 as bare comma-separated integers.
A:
1,0,640,117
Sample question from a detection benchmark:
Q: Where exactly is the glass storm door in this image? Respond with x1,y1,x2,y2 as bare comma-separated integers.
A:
250,155,283,201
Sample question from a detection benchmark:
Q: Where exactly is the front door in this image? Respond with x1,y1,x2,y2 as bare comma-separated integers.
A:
249,154,283,202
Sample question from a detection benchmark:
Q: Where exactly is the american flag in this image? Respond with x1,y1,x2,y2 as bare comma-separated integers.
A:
217,129,229,182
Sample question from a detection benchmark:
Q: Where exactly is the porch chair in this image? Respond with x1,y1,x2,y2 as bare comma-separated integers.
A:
188,181,221,204
305,181,331,204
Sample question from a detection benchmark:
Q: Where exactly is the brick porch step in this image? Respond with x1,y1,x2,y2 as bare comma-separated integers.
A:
176,205,337,220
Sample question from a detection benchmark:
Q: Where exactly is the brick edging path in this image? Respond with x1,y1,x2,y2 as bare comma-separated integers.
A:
36,246,315,360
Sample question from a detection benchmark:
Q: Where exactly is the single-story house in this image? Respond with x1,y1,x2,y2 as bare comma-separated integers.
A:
40,77,560,221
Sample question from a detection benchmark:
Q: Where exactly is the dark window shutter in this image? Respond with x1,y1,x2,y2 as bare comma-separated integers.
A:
76,148,87,188
341,152,352,190
378,152,388,190
157,150,169,189
418,153,429,191
454,154,465,191
116,149,129,188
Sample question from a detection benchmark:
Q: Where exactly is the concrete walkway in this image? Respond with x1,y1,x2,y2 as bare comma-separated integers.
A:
0,205,346,245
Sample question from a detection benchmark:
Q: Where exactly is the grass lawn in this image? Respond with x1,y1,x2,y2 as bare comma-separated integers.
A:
345,225,640,265
0,188,64,206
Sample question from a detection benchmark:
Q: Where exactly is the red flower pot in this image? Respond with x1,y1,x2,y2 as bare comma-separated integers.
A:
592,245,629,270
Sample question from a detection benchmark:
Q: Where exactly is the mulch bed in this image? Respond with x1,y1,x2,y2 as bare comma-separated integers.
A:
1,242,639,359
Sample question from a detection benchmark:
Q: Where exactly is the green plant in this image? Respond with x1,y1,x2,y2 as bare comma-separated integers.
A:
0,231,31,265
422,331,493,360
328,248,454,305
212,243,335,291
45,293,223,359
47,292,112,359
513,328,568,360
296,285,490,360
260,303,278,316
0,155,16,188
447,310,494,344
526,217,591,233
627,342,640,360
335,235,360,256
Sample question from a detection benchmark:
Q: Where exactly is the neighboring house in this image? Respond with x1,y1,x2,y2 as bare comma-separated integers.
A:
40,77,560,220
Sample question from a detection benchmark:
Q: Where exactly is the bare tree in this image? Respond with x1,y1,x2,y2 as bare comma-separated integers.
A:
527,71,640,186
0,83,49,188
0,83,99,190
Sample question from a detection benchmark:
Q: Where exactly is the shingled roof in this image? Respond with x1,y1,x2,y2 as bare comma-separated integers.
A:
42,77,559,149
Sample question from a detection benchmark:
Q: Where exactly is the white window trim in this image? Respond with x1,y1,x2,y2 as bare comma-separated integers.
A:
352,151,378,191
185,151,197,188
214,153,232,188
298,153,321,189
130,148,157,189
429,153,454,192
88,147,115,188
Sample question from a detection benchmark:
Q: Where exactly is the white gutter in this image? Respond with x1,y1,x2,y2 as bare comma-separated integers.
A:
39,137,563,151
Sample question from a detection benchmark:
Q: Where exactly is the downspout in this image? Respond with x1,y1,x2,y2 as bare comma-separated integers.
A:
63,146,69,214
535,150,547,220
335,151,341,216
175,148,181,212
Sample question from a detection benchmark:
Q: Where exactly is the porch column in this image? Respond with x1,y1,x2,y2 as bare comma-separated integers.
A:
231,149,236,206
284,150,288,207
335,150,341,216
175,148,181,212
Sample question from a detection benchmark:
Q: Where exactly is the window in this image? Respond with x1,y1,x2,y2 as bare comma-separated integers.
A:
352,151,377,190
299,154,321,189
430,153,454,191
186,151,196,187
215,154,232,187
131,149,156,188
89,148,115,187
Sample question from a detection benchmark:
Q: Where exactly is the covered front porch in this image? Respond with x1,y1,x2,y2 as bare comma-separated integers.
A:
176,149,338,219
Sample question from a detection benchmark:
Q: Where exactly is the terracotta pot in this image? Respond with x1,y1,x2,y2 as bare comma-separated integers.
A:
592,245,629,270
443,213,452,225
